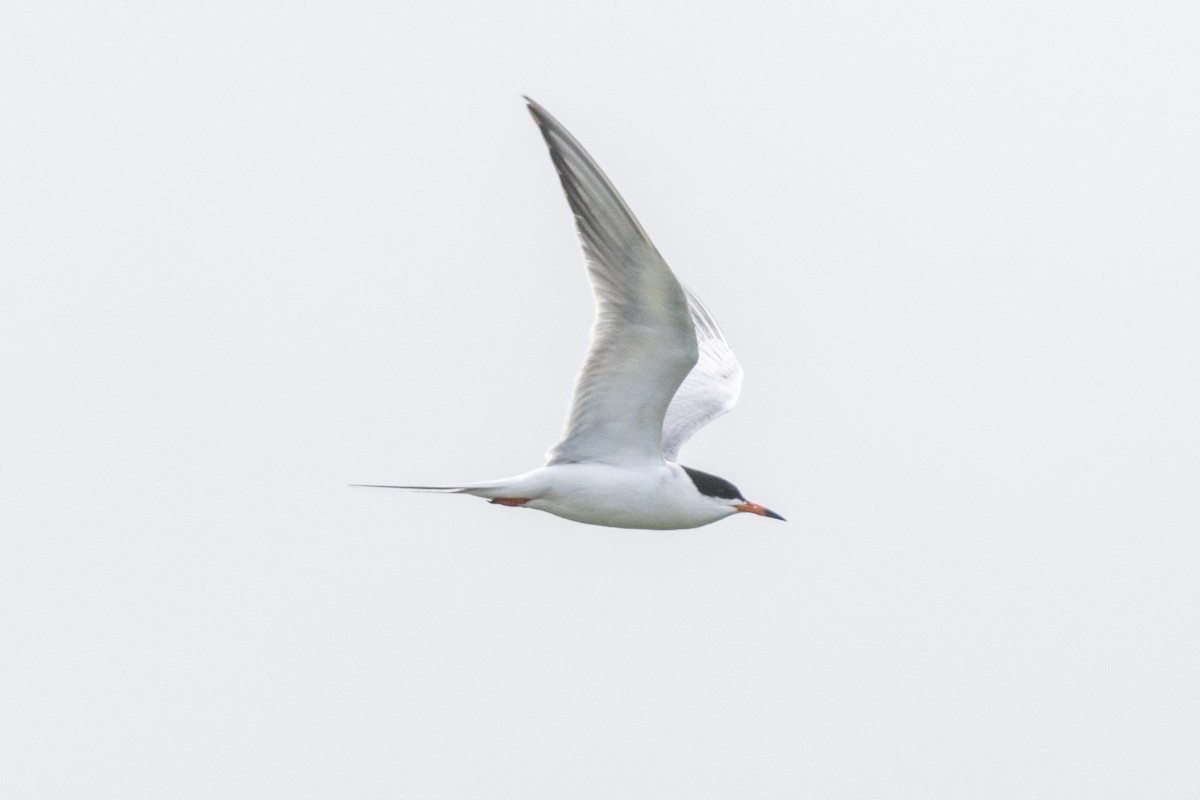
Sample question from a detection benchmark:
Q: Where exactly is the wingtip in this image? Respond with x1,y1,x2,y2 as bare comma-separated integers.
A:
524,95,549,127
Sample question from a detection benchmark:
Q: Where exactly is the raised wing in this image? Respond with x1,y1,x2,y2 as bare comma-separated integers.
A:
661,286,743,461
526,99,698,466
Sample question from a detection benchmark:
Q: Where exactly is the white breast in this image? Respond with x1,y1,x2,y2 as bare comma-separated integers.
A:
513,462,736,530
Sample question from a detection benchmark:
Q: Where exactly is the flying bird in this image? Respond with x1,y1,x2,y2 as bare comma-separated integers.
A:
357,98,783,529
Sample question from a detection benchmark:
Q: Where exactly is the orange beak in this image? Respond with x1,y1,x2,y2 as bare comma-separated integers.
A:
734,502,785,521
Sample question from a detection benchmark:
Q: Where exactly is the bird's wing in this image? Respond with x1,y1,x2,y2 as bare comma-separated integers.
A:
661,285,744,461
526,98,698,466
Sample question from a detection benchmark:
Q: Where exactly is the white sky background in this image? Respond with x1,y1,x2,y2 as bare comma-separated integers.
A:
2,1,1198,797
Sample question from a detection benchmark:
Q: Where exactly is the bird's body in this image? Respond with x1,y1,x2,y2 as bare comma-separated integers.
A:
357,98,783,530
399,462,765,530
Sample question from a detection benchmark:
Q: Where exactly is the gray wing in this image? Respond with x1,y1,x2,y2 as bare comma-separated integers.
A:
526,99,698,466
661,285,744,461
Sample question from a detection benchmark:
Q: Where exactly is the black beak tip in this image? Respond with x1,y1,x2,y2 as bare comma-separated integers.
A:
764,508,786,521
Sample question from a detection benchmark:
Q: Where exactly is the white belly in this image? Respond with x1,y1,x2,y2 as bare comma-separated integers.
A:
515,462,734,530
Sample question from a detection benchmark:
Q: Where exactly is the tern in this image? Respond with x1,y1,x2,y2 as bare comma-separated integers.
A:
358,98,783,529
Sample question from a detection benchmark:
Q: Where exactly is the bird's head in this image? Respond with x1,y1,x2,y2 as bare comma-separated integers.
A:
682,466,785,522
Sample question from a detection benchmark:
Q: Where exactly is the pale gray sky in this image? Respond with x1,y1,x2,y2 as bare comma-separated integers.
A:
3,1,1198,797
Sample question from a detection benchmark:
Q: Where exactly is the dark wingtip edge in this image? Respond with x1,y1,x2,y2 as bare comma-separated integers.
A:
524,95,551,129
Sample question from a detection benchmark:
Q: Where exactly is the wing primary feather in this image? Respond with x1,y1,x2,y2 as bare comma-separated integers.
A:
525,98,699,466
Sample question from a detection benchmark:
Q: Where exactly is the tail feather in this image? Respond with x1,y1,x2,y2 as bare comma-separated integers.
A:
351,484,468,493
350,481,512,499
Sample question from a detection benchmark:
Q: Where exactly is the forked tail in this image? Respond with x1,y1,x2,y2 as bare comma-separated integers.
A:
350,484,468,493
350,480,516,499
